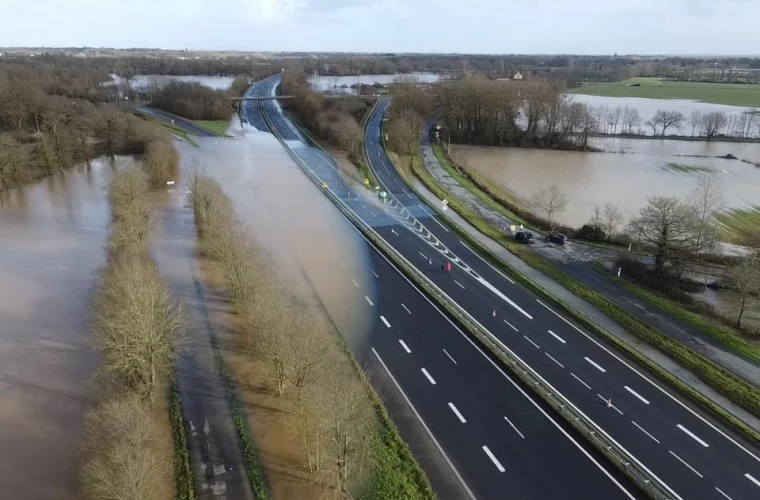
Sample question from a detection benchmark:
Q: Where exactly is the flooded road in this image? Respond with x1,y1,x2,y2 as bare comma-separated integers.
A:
0,158,134,500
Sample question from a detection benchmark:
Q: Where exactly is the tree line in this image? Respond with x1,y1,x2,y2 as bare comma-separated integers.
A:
136,76,250,121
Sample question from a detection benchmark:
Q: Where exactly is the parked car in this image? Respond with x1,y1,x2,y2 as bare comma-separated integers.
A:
514,231,535,244
546,233,567,245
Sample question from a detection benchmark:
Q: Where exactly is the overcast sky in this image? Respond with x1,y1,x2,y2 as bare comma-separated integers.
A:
0,0,758,55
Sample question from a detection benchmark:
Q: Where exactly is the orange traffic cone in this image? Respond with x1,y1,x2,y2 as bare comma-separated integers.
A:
492,309,497,318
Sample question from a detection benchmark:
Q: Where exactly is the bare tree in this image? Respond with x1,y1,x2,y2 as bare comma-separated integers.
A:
688,110,703,137
534,184,567,231
589,204,603,230
629,196,696,274
387,108,423,156
703,111,728,139
607,106,623,134
655,110,685,136
690,172,723,258
622,106,642,134
732,255,760,329
602,203,624,242
142,140,179,187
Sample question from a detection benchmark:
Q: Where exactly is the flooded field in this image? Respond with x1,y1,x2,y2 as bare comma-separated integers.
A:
450,138,760,228
0,158,135,499
310,72,439,94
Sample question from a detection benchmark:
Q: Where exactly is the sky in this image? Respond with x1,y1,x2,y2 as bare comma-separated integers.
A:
1,0,759,55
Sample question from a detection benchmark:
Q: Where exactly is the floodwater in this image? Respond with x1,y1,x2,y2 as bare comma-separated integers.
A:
172,120,376,352
310,72,439,94
568,94,760,137
109,73,235,91
0,158,135,499
450,139,760,228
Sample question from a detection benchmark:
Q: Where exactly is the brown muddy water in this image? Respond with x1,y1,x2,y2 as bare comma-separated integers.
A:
0,157,137,499
450,138,760,228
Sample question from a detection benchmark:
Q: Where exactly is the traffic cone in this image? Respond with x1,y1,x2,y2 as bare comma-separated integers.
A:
607,399,613,408
492,309,497,318
429,258,432,265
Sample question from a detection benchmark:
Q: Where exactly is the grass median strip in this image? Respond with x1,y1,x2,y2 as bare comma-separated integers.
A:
194,120,231,137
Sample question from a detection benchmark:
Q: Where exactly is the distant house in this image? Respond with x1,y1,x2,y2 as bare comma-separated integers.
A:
513,71,524,80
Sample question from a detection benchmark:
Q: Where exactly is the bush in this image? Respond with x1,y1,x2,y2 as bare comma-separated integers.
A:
615,258,704,303
151,81,233,120
107,167,154,256
143,139,180,187
576,224,606,242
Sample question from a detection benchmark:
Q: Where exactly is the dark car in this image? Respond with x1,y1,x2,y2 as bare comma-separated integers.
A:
514,231,535,244
546,233,567,245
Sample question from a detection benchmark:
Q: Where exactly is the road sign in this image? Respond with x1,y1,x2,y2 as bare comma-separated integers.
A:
510,224,516,232
322,182,328,189
364,178,370,185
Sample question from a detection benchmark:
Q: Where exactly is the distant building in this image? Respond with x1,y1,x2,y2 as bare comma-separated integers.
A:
513,71,524,80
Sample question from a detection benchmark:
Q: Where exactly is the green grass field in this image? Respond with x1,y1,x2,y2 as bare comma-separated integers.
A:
715,206,760,244
194,120,231,137
569,78,760,107
660,162,714,174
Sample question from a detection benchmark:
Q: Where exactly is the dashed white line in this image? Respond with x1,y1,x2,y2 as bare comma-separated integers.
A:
504,416,525,439
503,319,519,332
745,473,760,488
482,446,505,472
459,240,515,284
545,352,565,368
443,349,458,364
668,450,703,478
370,211,377,217
631,421,660,444
398,339,411,353
571,372,592,390
419,251,428,260
371,270,379,278
677,424,709,448
421,368,437,385
597,394,624,415
380,316,391,328
364,296,374,306
624,386,651,405
584,357,607,373
448,403,467,423
401,303,412,314
547,330,566,344
454,280,466,290
523,335,540,349
352,278,359,288
715,487,734,500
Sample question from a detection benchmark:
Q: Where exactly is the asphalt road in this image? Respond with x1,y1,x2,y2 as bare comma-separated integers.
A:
243,76,642,500
137,106,217,137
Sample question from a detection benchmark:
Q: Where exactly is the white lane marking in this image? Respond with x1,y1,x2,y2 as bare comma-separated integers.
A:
398,339,411,353
419,251,428,260
584,357,607,373
624,386,650,405
371,270,379,278
421,368,437,385
454,279,466,290
631,421,660,444
668,450,703,478
364,296,374,306
370,211,377,217
401,303,412,314
545,352,565,368
478,277,532,319
547,330,566,344
380,316,391,328
443,349,458,364
504,416,526,439
597,394,624,415
430,216,450,232
419,205,450,232
347,222,638,499
677,424,710,448
459,240,515,284
536,299,760,466
571,372,592,390
351,279,359,288
448,402,467,423
370,348,477,500
715,487,734,500
503,319,519,332
523,335,540,349
745,473,760,488
482,446,505,472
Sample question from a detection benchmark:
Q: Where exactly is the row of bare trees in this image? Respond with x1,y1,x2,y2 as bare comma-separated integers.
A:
188,171,378,498
137,76,250,121
81,167,184,500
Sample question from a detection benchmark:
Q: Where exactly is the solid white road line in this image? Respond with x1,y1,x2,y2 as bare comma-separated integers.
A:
370,348,477,500
523,335,540,349
380,316,392,328
535,298,760,466
631,421,660,444
454,279,466,289
745,473,760,488
448,402,467,423
482,446,506,472
504,416,526,439
547,330,567,344
352,278,359,288
571,372,592,390
597,394,624,415
459,240,515,284
443,349,458,364
419,251,428,260
624,386,651,405
401,303,412,314
545,352,565,368
364,296,374,306
677,424,710,448
668,450,703,478
584,357,607,373
398,339,411,353
715,487,734,500
371,270,379,278
370,211,377,217
503,319,519,332
421,368,437,385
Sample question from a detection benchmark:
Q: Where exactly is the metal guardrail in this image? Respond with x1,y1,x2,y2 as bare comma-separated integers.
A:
258,92,674,500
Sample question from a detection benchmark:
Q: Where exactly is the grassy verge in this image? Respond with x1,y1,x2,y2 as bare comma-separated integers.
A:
407,153,760,445
715,206,760,245
169,382,197,500
194,120,231,137
592,261,760,363
151,119,200,147
569,77,760,107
